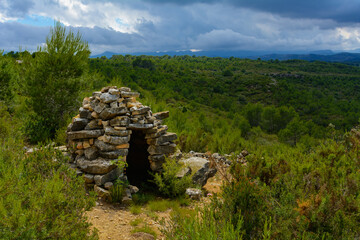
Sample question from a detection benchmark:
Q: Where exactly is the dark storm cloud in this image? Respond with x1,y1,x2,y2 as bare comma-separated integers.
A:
144,0,360,23
0,22,47,51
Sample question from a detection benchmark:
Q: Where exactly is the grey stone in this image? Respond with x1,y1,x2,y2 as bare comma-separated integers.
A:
94,185,111,201
92,91,102,97
131,106,150,115
109,116,129,127
84,174,94,183
99,149,128,159
148,154,165,162
77,157,116,174
93,101,106,114
180,157,217,186
71,118,89,131
100,92,118,103
104,127,131,136
147,143,176,155
119,87,131,92
176,166,192,178
128,185,139,194
84,147,98,160
153,111,169,120
150,159,165,171
185,188,202,200
67,130,104,140
121,91,140,98
128,123,154,130
85,119,102,130
94,167,121,186
109,88,121,95
99,107,128,120
79,107,92,119
146,132,177,145
110,101,118,108
241,150,249,157
94,140,117,151
107,135,130,145
104,182,113,189
145,126,168,138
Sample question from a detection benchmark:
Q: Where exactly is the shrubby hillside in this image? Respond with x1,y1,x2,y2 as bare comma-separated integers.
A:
1,24,360,239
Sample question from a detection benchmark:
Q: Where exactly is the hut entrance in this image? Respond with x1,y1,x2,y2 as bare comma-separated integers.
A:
126,130,151,186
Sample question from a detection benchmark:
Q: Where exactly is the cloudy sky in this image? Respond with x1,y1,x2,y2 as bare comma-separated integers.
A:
1,0,360,54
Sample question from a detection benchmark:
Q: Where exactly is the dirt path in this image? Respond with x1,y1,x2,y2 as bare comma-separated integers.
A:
86,171,224,240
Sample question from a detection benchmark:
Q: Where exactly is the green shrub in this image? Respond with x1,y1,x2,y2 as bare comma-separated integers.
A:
152,158,193,198
110,179,126,203
0,143,97,239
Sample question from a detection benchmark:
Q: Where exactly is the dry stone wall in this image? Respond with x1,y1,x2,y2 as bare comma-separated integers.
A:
66,86,177,191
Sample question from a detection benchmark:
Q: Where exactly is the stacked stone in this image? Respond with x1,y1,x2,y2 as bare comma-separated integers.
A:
66,86,177,192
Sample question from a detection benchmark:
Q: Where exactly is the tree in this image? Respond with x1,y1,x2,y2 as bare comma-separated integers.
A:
25,22,90,143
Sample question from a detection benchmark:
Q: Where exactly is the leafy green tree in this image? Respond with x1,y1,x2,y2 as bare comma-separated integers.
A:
278,117,307,145
25,22,90,143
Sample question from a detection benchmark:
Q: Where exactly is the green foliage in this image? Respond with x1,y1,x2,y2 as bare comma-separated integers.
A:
147,199,179,212
131,224,157,239
152,158,193,198
24,22,90,143
110,179,126,203
162,205,244,240
0,143,97,239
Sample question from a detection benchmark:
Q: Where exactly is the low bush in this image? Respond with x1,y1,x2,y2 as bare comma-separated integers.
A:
152,157,193,198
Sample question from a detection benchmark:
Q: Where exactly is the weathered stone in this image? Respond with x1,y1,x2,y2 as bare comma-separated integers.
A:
67,130,104,140
94,140,117,151
105,126,131,136
94,185,111,201
153,111,169,120
119,87,131,92
148,154,165,162
94,167,121,186
100,86,111,92
176,166,192,178
128,185,139,194
82,97,90,106
106,135,130,145
84,146,98,160
109,116,129,127
79,107,92,119
99,149,128,159
92,91,102,97
116,143,130,149
100,92,118,103
147,143,176,155
77,157,116,174
84,174,94,183
71,118,89,131
128,123,154,130
85,119,102,130
83,140,91,149
185,188,202,200
75,149,84,156
131,106,150,115
146,132,177,145
104,182,113,189
108,88,121,95
180,157,217,186
145,126,168,138
150,160,165,171
110,101,118,108
91,111,99,119
121,91,140,98
99,107,128,120
93,102,106,114
76,142,83,150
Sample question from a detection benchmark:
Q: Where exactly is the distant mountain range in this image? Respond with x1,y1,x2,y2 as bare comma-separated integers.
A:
91,50,360,64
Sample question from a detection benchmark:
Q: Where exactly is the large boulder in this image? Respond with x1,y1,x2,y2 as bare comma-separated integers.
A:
179,157,217,186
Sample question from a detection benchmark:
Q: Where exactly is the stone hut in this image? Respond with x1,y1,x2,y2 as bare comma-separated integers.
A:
66,86,177,191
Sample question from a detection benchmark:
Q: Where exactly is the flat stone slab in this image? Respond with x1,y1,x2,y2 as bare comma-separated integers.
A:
153,111,169,120
147,132,177,145
128,123,154,130
147,143,176,155
77,157,116,174
67,129,104,140
99,107,128,120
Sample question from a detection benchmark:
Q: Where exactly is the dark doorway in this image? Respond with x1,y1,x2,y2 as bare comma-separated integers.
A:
126,130,151,186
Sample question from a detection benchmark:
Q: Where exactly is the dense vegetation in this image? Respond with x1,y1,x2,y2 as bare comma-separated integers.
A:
1,23,360,239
